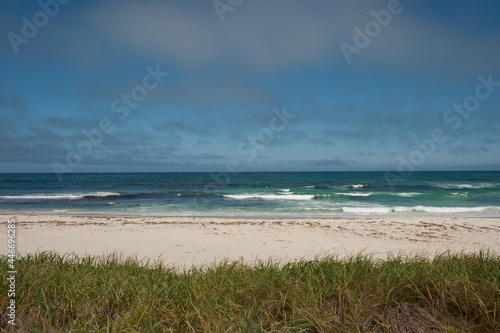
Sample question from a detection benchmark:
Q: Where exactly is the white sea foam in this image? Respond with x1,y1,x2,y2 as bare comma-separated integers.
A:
412,206,492,213
335,184,367,190
332,192,420,198
335,192,374,197
224,194,315,200
86,192,121,197
393,192,421,197
435,183,495,189
0,192,120,200
342,206,392,213
0,194,84,200
341,205,498,214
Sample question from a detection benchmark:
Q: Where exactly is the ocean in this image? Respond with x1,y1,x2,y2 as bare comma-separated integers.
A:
0,171,499,218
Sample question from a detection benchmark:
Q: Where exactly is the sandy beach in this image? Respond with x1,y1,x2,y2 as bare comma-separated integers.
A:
2,213,500,268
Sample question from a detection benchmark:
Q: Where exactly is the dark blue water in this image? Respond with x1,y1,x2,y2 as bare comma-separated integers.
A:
0,171,499,218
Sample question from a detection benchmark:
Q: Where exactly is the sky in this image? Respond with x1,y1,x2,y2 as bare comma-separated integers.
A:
0,0,499,174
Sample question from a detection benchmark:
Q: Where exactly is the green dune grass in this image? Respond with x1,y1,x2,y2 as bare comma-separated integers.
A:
1,251,499,332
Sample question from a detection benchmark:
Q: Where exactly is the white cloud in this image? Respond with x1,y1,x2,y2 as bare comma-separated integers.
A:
84,0,381,72
81,0,500,75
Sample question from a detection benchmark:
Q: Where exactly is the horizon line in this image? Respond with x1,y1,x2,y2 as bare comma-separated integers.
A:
0,169,499,174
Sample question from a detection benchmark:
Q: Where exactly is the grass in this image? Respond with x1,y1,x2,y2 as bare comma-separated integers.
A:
1,251,499,332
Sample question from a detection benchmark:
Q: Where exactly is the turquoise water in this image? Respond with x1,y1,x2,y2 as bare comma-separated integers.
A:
0,171,499,218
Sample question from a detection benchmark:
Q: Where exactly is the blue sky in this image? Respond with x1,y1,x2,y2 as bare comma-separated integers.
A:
0,0,499,174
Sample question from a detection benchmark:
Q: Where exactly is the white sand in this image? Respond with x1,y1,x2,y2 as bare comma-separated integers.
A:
2,213,500,268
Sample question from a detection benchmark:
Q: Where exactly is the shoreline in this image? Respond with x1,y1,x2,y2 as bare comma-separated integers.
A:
2,213,500,268
1,209,499,220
